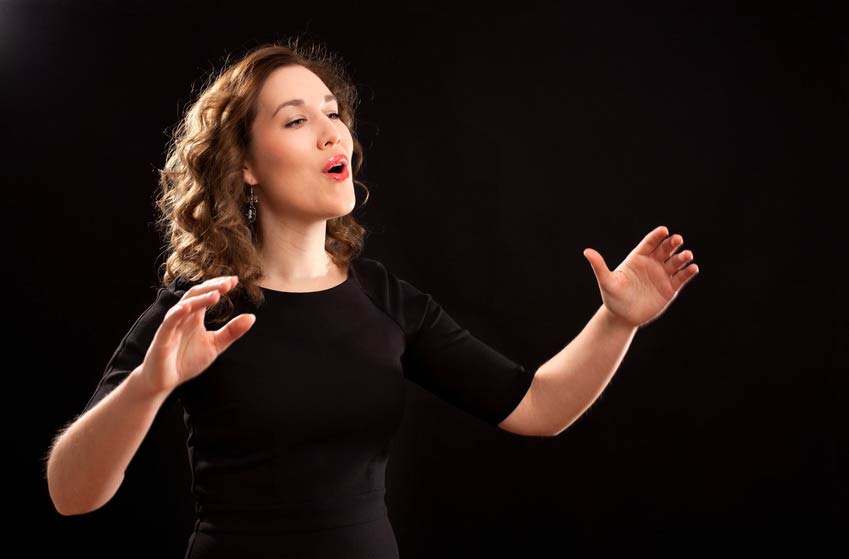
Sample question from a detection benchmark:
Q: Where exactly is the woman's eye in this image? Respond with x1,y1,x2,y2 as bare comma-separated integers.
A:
285,113,341,128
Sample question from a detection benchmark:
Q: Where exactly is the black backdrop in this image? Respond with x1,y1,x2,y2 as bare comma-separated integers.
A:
5,1,847,557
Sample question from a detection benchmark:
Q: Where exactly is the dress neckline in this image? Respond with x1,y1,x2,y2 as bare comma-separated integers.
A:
258,262,354,297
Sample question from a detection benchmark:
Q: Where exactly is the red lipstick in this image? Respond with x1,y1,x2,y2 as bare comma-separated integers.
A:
321,154,350,182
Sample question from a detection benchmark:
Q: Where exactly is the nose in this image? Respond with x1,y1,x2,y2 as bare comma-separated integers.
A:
319,117,342,149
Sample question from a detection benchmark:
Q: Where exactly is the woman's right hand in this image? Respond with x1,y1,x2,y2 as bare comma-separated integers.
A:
137,276,256,398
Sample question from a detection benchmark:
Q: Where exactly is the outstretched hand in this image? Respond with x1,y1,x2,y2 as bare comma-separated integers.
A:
139,276,257,398
583,226,699,328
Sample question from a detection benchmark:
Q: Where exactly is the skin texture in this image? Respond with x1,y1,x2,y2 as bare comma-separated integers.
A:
582,225,699,329
242,64,356,289
47,62,701,516
46,65,360,515
499,225,700,436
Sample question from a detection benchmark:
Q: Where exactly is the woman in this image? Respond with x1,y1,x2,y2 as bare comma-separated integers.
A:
44,38,699,558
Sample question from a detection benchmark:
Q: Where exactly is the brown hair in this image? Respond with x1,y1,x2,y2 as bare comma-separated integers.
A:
154,36,370,325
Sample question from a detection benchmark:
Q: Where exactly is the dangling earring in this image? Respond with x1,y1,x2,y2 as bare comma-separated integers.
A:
247,184,258,225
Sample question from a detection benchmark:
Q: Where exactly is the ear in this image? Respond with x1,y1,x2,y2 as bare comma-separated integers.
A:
243,161,257,186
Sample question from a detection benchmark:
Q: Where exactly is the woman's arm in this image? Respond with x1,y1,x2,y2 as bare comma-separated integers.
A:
46,275,255,515
530,304,637,436
45,364,170,515
513,226,698,437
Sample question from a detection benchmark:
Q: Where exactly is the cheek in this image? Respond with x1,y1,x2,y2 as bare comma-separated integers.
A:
256,135,301,174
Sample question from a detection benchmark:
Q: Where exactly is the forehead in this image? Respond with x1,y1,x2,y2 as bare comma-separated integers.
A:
258,65,334,110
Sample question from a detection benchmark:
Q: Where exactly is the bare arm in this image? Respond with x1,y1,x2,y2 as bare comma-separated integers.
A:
45,366,170,515
531,304,638,436
523,226,698,436
45,276,256,515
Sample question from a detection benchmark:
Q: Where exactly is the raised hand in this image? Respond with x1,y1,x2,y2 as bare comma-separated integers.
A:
583,226,700,328
137,276,256,398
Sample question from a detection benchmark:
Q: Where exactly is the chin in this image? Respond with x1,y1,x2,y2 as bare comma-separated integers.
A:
335,188,357,215
316,183,356,218
324,200,355,220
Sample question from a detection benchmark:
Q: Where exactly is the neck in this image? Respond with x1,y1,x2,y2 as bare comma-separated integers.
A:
256,218,335,283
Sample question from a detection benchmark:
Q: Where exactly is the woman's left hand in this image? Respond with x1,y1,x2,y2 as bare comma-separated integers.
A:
583,225,700,328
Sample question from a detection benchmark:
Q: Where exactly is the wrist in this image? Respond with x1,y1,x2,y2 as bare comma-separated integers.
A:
599,304,640,332
126,365,172,406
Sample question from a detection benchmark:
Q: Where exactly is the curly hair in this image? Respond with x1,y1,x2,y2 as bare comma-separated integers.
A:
154,36,370,326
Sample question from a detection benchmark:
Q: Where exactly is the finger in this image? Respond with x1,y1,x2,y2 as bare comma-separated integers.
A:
211,313,257,354
182,276,238,299
181,275,239,301
633,225,670,256
664,249,693,275
153,290,221,346
177,289,222,317
150,298,193,348
583,248,610,284
671,262,700,291
653,234,684,262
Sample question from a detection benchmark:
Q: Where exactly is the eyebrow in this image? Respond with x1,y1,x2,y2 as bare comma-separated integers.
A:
272,94,337,117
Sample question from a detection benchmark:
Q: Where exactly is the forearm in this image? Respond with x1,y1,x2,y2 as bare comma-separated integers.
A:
46,365,170,515
533,304,638,436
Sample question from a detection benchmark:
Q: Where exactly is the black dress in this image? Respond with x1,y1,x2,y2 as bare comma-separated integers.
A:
82,255,538,558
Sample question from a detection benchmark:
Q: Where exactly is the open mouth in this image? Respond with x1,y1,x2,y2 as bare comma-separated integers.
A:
322,162,350,181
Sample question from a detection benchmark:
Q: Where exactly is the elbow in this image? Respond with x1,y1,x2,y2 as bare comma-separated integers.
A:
535,425,560,438
48,483,107,517
46,453,111,516
53,503,96,517
47,475,115,517
51,498,81,517
47,479,80,517
46,471,85,516
546,413,584,437
45,452,70,515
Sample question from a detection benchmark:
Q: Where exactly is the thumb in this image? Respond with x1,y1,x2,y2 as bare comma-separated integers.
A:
583,248,610,284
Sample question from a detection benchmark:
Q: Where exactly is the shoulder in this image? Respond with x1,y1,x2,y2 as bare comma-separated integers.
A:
349,255,390,282
147,277,194,311
163,276,202,296
350,255,423,295
142,277,200,315
349,255,433,335
349,254,384,273
109,279,194,356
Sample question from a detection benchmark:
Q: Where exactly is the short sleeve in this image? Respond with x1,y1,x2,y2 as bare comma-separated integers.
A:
81,280,188,415
393,271,538,427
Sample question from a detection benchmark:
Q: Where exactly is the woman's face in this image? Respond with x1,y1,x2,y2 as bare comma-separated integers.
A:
244,64,355,224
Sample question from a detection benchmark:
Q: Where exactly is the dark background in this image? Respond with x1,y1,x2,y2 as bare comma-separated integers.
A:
5,0,846,556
